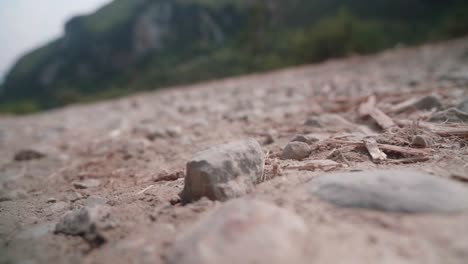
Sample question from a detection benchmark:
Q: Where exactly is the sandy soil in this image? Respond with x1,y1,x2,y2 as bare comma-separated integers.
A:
1,37,468,264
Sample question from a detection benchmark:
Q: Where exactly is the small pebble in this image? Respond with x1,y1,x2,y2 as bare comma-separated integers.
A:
411,135,430,148
46,197,57,203
281,142,311,160
73,179,101,189
291,134,320,144
166,126,182,137
14,149,45,161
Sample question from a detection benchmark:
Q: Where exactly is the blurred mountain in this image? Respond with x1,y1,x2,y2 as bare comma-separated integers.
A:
1,0,467,113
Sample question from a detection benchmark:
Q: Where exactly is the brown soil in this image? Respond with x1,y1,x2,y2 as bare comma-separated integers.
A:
1,37,468,264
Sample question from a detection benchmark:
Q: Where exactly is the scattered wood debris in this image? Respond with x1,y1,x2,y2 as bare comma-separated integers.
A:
396,120,468,138
326,148,351,166
363,137,387,161
358,95,396,130
327,137,431,165
329,139,431,157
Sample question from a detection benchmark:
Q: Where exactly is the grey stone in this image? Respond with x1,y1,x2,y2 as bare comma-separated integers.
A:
72,179,101,189
291,134,320,144
457,97,468,113
65,191,83,202
393,95,444,113
309,170,468,214
46,197,57,203
145,128,166,141
429,108,468,123
13,149,45,161
281,142,311,160
167,199,307,264
263,129,278,145
166,126,182,137
55,207,96,236
412,95,443,111
180,138,265,203
55,206,111,245
411,135,431,148
85,195,108,207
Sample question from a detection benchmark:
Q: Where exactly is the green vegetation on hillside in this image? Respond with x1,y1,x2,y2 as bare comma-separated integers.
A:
1,0,468,114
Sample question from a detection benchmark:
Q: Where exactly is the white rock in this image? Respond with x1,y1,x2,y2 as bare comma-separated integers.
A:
167,199,307,264
180,139,265,203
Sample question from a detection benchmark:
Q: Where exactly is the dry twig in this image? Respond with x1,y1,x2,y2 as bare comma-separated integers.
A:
359,95,396,130
286,159,343,171
363,137,387,161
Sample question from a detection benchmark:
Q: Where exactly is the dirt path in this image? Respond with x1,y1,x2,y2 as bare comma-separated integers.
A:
1,38,468,264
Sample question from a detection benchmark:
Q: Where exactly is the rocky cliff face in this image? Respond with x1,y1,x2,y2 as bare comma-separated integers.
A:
0,0,246,107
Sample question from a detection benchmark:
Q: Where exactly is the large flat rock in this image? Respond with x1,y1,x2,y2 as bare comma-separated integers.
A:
167,199,307,264
309,170,468,214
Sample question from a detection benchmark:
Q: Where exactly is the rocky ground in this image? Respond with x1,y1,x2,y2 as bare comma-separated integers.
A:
1,37,468,264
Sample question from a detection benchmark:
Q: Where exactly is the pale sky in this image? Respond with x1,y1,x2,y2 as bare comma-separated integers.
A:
0,0,113,82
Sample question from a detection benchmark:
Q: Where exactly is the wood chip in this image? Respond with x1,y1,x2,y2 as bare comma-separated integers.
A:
378,144,432,156
363,137,387,161
359,95,396,130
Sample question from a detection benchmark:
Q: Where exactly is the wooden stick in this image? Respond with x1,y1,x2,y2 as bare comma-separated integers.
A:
137,185,154,195
385,157,430,164
363,138,387,161
359,95,396,130
286,160,343,171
